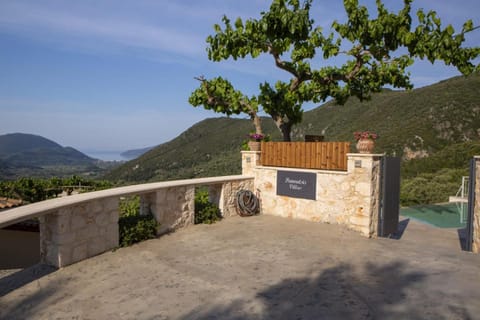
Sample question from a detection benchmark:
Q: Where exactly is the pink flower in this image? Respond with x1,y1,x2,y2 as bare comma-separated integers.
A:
354,131,378,141
248,133,265,142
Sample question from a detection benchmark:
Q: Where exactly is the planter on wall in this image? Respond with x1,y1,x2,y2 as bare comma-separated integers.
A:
248,141,261,151
356,139,375,154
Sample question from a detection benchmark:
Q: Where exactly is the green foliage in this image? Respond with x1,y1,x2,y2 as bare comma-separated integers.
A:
0,133,111,180
399,141,480,206
118,196,159,247
194,188,222,224
119,195,140,217
241,139,250,151
0,176,113,204
190,0,479,141
402,141,480,178
189,77,259,116
107,74,480,185
118,214,158,247
104,117,281,183
400,168,468,206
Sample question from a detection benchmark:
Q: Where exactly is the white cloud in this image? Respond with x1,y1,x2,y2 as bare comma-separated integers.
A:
0,1,205,57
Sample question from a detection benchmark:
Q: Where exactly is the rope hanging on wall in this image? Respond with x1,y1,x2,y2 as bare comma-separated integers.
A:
235,190,260,217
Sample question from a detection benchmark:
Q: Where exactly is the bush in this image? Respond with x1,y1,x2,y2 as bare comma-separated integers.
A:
400,168,467,206
195,188,222,224
119,195,140,217
118,196,159,247
119,213,158,247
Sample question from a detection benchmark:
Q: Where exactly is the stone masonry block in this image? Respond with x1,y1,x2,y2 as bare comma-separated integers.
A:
105,224,119,248
72,242,88,263
71,213,87,229
95,210,110,227
71,204,88,220
350,215,370,228
109,209,119,223
88,238,108,257
104,197,119,212
42,244,73,268
51,209,71,235
50,230,76,245
86,200,102,215
76,224,99,240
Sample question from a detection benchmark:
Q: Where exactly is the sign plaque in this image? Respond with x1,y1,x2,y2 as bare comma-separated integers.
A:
277,171,316,200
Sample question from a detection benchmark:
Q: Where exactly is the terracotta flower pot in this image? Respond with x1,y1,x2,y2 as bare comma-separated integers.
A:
356,138,375,154
248,141,261,151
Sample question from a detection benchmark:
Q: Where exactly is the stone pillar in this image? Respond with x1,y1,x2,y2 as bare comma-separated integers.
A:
242,151,261,176
219,180,255,217
346,153,383,238
39,197,119,268
205,180,255,217
145,186,195,235
139,194,150,216
473,156,480,253
208,184,223,212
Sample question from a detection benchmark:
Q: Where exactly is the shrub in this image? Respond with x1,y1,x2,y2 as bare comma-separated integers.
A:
400,168,467,206
118,196,159,247
119,195,140,217
195,188,222,224
119,213,158,247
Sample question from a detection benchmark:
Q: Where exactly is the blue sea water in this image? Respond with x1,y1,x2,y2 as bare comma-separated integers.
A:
83,151,128,161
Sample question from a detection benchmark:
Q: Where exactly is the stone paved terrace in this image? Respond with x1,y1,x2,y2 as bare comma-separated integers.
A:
1,215,479,319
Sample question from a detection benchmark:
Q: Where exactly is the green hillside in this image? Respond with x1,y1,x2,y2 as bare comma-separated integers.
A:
0,133,108,180
105,117,280,182
0,133,62,155
106,73,480,187
296,73,480,157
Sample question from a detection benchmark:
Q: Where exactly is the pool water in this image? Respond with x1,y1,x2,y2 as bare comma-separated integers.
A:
400,203,467,228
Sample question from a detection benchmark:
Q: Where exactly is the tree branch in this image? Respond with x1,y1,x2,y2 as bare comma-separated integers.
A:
267,44,313,91
193,76,262,134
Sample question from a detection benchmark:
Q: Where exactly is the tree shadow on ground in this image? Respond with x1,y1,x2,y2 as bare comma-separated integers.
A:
0,263,56,297
0,264,66,319
180,261,472,320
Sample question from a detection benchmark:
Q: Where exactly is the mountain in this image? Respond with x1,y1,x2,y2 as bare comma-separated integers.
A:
105,73,480,184
120,146,156,160
0,133,106,180
105,117,280,182
293,73,480,158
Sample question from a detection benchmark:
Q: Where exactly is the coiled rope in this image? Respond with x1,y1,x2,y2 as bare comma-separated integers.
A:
235,190,260,217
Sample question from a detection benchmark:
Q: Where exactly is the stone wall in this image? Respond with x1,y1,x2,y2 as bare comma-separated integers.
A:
244,152,383,237
39,197,119,268
142,186,195,235
208,179,255,218
473,156,480,253
32,176,254,268
242,151,261,176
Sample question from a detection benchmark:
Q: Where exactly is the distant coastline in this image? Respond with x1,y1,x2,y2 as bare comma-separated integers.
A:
82,151,129,162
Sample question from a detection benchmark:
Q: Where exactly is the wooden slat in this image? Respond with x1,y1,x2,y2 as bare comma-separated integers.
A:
260,141,349,171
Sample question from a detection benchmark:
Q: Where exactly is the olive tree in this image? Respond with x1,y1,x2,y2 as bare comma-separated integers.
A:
189,0,479,141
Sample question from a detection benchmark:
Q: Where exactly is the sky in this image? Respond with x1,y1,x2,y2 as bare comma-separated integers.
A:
0,0,479,157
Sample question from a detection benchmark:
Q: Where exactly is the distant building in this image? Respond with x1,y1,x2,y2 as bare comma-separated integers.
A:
0,197,23,211
0,197,39,232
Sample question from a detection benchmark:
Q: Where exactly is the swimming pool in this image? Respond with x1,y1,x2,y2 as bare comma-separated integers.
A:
400,202,467,228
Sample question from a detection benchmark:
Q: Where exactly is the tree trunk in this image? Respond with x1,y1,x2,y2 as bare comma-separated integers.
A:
251,113,263,135
280,123,292,142
272,114,292,141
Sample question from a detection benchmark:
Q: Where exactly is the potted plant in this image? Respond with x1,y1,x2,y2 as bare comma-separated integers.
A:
247,133,265,151
354,131,378,154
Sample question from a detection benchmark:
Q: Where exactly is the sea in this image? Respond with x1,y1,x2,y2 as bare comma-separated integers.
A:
83,151,131,162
